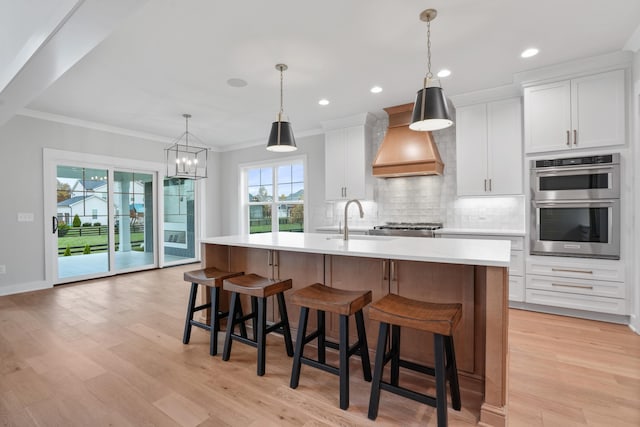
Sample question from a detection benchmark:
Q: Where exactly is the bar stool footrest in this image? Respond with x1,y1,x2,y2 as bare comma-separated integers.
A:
379,381,437,408
324,339,364,358
300,357,339,376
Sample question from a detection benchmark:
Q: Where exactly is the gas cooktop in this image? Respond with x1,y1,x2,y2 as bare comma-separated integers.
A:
368,222,443,237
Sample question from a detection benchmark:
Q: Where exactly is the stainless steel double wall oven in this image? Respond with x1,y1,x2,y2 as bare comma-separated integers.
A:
530,154,620,259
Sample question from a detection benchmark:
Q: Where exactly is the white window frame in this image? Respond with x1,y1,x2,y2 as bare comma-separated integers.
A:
240,155,307,234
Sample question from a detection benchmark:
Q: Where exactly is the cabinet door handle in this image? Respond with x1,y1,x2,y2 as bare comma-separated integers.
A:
382,260,388,280
484,179,487,191
566,130,571,146
267,250,273,266
489,179,492,192
551,267,593,274
552,282,594,290
573,129,577,145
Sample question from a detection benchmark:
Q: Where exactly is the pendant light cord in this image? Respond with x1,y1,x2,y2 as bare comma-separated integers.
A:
426,18,432,80
279,67,284,122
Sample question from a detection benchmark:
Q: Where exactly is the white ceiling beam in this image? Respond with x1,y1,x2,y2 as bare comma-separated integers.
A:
0,0,149,129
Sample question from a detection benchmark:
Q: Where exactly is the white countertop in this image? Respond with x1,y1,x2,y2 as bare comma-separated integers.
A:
436,228,526,237
201,232,510,267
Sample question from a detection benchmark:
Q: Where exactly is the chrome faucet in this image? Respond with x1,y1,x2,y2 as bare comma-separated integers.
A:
343,199,364,240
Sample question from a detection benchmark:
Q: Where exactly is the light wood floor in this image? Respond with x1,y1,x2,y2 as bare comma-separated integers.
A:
1,264,638,426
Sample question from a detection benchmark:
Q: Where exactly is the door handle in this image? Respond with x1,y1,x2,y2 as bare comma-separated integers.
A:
573,129,577,145
382,260,388,281
566,130,570,146
52,216,58,234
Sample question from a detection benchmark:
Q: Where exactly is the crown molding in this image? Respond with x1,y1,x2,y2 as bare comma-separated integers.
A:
449,84,521,108
515,51,633,88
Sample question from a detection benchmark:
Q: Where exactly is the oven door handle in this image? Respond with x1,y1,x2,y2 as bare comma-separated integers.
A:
532,164,617,174
533,199,617,207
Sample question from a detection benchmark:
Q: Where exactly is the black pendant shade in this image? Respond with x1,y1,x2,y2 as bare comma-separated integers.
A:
409,86,453,131
266,119,297,152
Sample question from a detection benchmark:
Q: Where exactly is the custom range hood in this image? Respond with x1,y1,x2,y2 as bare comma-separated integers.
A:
372,103,444,177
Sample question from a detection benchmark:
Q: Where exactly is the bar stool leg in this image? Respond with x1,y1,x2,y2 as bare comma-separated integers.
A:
277,292,294,357
317,310,326,364
222,292,240,361
355,310,372,381
183,283,198,344
290,306,309,389
446,336,461,410
434,334,448,427
210,286,220,356
339,314,350,410
368,321,389,420
256,297,267,376
251,296,258,340
390,325,401,386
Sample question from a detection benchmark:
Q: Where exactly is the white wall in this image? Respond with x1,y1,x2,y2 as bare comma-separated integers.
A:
217,133,325,235
0,114,221,293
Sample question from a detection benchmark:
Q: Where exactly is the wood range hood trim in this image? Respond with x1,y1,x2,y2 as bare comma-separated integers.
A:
372,103,444,178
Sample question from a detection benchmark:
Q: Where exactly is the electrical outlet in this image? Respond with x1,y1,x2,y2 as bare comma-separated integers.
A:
0,265,6,274
17,213,34,222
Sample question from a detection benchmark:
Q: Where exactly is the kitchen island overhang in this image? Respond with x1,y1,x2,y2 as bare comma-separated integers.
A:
200,232,511,427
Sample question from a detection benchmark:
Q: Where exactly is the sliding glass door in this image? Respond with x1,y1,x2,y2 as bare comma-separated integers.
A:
56,165,110,279
45,149,201,285
52,164,157,283
113,171,155,271
163,178,196,264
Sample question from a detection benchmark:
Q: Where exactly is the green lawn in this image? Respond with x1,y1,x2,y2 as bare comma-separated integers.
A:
58,232,144,249
249,224,303,233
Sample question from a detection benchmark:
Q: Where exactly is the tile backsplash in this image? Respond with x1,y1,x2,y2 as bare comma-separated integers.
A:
318,107,525,231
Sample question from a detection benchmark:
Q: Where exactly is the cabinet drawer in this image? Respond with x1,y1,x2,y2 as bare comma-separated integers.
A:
527,258,624,282
526,274,625,299
525,288,627,315
509,275,524,302
510,251,524,276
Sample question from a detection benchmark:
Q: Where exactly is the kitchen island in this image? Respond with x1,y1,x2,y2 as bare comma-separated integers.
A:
200,232,511,426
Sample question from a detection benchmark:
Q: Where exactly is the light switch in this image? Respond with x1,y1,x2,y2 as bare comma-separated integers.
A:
17,213,34,222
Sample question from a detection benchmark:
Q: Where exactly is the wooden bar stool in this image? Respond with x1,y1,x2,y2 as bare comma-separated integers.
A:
367,294,462,427
182,267,244,356
222,273,294,376
289,283,372,410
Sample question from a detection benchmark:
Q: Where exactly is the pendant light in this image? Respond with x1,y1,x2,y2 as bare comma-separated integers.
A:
266,63,297,152
409,9,453,131
165,114,208,179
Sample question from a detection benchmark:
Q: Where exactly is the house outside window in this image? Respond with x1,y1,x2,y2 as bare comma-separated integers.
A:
243,158,305,234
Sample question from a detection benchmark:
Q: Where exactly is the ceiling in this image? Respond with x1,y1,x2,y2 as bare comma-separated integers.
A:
5,0,640,150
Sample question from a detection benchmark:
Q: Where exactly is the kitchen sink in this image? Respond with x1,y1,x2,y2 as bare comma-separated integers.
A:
325,234,395,241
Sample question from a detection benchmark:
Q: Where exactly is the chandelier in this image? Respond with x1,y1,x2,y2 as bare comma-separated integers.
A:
165,114,208,179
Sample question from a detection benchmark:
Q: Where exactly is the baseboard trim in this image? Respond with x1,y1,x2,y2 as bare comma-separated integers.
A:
509,301,630,325
0,280,51,296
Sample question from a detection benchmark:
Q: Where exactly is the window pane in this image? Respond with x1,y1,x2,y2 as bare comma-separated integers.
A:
277,204,304,232
260,168,272,185
250,205,272,234
292,163,304,183
250,185,272,201
248,169,261,187
278,183,291,201
278,165,292,183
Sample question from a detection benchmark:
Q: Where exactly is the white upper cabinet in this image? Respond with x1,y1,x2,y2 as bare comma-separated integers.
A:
323,114,374,200
456,97,523,196
524,69,626,153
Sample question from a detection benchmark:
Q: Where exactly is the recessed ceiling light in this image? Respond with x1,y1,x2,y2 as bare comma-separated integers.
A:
370,86,383,94
521,48,539,58
227,78,248,87
318,99,330,106
437,69,451,78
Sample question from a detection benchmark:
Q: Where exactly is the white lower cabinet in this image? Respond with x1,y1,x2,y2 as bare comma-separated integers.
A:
438,233,525,302
525,257,627,315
